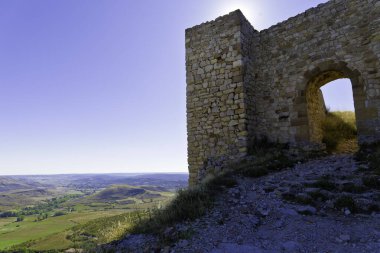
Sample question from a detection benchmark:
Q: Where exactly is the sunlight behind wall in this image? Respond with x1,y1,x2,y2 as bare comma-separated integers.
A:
320,79,355,112
210,0,258,24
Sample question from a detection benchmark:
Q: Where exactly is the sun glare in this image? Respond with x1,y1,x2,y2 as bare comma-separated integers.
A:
213,0,256,23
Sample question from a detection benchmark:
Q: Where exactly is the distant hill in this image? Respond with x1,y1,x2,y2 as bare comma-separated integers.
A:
0,173,186,250
0,176,44,192
89,185,165,203
11,173,188,192
94,186,147,200
0,177,52,211
0,173,187,213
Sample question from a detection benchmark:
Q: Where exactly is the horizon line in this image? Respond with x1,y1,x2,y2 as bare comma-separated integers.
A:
0,171,189,177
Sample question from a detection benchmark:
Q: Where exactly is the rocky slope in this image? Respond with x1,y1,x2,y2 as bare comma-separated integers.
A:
111,154,380,253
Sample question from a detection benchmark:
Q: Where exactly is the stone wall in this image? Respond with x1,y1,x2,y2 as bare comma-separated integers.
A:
186,0,380,185
250,0,380,145
185,11,256,185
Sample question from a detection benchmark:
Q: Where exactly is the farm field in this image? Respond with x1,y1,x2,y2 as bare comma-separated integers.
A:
0,173,187,251
0,211,125,249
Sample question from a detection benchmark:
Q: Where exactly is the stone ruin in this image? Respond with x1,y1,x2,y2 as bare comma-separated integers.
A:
185,0,380,185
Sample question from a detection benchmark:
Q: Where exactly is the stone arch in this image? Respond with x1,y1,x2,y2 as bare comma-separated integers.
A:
296,61,367,145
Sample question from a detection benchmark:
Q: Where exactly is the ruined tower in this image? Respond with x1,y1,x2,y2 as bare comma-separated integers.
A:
186,0,380,185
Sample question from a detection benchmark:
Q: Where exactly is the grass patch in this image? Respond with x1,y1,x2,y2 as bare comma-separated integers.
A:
70,212,146,245
130,172,236,236
29,232,72,251
0,214,78,250
123,139,308,243
235,137,298,178
130,187,210,238
1,210,126,251
321,111,358,153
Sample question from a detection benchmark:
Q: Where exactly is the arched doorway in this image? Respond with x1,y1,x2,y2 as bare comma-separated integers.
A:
299,62,370,149
320,79,357,153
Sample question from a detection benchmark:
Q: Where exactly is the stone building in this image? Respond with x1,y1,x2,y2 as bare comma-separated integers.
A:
185,0,380,185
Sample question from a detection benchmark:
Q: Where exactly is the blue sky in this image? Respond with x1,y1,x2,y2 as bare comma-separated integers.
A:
0,0,353,175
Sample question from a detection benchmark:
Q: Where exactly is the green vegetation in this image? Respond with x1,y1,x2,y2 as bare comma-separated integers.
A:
52,211,66,217
3,210,126,251
130,174,235,236
235,138,298,178
93,185,146,200
0,211,19,218
321,111,358,153
17,211,151,251
7,185,195,251
0,181,179,251
129,139,301,242
16,215,24,222
0,213,80,249
0,194,81,219
70,211,144,244
3,131,378,252
125,138,308,245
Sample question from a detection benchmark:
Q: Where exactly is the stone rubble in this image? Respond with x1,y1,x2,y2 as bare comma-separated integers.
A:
112,154,380,253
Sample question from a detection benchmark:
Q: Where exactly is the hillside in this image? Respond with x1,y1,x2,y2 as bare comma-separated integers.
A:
0,173,187,251
107,144,380,253
0,177,44,192
94,186,147,200
86,185,168,205
0,177,52,211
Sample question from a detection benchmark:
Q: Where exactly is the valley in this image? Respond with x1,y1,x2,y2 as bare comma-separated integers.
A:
0,173,187,251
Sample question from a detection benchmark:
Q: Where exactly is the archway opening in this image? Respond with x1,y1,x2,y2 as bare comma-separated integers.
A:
320,79,358,153
306,71,358,153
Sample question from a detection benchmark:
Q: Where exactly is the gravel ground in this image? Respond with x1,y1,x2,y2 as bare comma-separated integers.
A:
111,154,380,253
